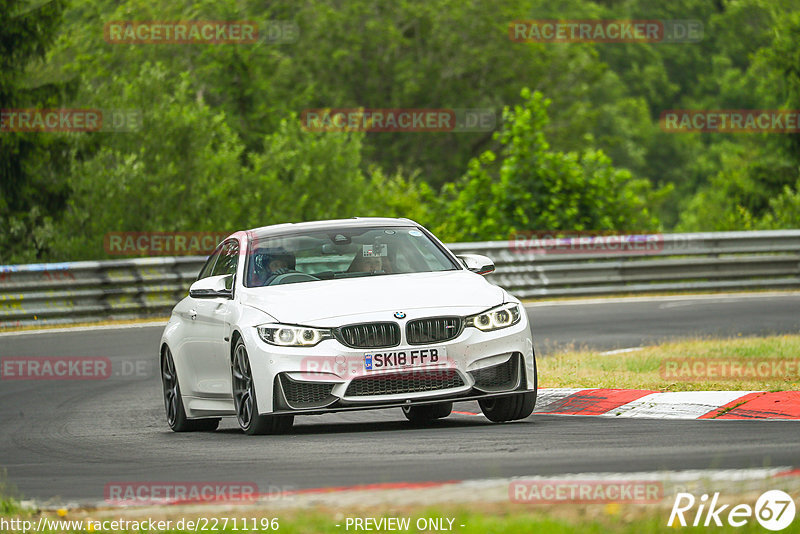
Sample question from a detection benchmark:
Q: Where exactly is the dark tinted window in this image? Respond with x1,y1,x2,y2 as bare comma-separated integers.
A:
246,226,458,287
197,245,223,280
211,240,239,289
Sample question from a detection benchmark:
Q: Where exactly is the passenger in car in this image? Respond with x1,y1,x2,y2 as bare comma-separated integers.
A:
347,254,392,274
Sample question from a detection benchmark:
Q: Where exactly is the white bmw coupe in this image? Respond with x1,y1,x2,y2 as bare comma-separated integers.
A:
159,218,537,434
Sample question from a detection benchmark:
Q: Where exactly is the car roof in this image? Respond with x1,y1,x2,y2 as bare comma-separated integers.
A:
245,217,419,240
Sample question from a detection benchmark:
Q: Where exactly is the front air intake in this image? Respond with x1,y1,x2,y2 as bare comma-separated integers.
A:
345,369,464,397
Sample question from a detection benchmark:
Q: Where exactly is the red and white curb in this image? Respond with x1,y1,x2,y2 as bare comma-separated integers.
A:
457,389,800,420
536,388,800,420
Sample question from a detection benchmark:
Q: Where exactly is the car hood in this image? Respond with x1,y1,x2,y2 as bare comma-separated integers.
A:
239,270,505,323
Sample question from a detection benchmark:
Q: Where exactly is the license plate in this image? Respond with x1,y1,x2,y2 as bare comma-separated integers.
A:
364,347,447,371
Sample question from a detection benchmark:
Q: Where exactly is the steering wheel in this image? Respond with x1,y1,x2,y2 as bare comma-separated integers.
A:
268,272,319,285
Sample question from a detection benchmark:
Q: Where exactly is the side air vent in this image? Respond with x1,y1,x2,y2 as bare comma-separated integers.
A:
469,354,520,392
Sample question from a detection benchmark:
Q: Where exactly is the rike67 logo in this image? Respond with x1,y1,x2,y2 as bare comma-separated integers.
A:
669,491,796,531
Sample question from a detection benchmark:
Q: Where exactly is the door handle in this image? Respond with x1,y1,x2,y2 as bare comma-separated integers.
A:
189,309,197,320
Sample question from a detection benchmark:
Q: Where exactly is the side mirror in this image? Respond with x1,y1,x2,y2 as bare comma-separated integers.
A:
189,274,233,298
458,254,495,275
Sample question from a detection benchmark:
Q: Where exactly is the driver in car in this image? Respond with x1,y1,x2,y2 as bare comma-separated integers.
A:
267,257,291,275
251,250,296,286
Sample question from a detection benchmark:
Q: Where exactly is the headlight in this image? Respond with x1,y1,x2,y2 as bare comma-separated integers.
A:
465,303,521,332
257,324,333,346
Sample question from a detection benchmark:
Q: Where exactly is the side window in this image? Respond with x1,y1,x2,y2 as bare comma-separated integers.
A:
197,245,223,280
211,240,239,290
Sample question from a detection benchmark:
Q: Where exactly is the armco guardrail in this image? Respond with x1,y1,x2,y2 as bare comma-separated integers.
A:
0,257,205,329
1,230,799,329
449,230,800,299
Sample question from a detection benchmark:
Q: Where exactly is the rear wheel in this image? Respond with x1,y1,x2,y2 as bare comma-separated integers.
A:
161,347,220,432
232,339,293,435
402,402,453,423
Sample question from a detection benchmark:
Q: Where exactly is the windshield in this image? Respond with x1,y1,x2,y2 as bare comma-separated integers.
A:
245,226,459,287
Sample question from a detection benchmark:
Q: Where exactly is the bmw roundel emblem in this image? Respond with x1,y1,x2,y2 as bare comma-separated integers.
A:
394,311,406,319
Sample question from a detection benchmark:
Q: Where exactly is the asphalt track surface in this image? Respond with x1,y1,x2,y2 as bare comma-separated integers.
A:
1,293,798,503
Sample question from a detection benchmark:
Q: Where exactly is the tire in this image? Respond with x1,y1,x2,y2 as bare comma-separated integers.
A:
161,347,220,432
231,339,294,435
479,392,536,422
402,402,453,423
478,351,538,423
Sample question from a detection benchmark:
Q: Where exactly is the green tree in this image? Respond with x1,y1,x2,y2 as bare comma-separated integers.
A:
436,89,660,242
760,181,800,228
49,62,429,259
237,115,373,226
50,64,247,259
0,0,73,263
677,2,800,231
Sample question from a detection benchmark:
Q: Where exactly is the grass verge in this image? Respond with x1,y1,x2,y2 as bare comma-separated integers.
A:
1,499,790,534
538,334,800,391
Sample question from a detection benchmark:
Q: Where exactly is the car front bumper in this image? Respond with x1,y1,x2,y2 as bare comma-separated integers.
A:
243,310,536,415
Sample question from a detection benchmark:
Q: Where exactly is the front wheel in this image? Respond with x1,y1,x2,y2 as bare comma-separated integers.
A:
479,351,537,423
479,392,536,422
161,347,220,432
231,339,293,435
402,402,453,423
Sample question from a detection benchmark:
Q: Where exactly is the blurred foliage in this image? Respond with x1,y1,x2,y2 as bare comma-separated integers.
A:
435,89,661,241
1,0,74,262
2,0,800,262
